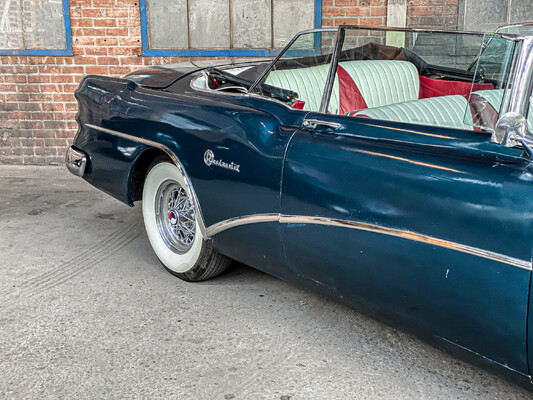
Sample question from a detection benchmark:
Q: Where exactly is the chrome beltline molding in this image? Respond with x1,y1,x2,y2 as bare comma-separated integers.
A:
207,213,532,271
84,123,208,239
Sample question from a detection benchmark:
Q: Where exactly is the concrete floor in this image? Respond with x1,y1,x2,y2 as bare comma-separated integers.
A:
0,165,531,400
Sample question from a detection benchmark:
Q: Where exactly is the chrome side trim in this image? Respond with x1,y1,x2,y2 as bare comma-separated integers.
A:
206,213,532,271
206,213,279,236
84,123,208,239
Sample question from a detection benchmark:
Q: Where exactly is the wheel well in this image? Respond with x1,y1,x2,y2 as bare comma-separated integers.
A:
130,148,172,203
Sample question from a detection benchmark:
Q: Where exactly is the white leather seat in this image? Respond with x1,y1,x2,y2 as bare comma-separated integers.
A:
472,89,533,132
354,95,474,131
472,89,504,112
265,64,340,112
339,60,420,108
265,60,420,113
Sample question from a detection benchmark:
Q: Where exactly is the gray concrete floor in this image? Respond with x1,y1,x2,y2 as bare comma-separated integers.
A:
0,165,531,400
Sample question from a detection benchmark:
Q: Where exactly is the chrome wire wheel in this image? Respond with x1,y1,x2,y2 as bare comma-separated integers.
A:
142,157,231,280
155,180,196,254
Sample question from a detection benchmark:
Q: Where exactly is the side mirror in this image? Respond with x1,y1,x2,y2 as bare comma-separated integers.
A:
493,112,527,147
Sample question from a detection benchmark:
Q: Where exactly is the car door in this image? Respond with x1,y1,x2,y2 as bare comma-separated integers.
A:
280,112,533,374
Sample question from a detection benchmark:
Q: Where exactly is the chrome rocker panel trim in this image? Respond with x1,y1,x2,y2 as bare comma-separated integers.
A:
207,214,532,271
84,123,208,239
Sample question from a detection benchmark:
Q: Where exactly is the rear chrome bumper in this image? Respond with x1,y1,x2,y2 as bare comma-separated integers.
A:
65,146,87,177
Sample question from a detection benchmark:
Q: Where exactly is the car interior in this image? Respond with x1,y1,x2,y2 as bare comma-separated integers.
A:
195,28,530,133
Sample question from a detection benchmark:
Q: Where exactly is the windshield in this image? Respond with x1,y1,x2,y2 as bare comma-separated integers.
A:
249,26,520,132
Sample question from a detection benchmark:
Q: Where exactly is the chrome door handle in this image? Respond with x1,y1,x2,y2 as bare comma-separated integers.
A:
303,118,341,130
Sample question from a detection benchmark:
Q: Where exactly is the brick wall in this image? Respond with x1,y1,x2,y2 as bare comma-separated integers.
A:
0,0,453,165
407,0,459,29
322,0,387,28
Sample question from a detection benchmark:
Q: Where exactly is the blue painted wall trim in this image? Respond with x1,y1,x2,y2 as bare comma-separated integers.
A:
139,0,323,57
0,0,73,56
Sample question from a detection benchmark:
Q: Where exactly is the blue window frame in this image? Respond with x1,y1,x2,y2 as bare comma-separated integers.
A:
139,0,322,57
0,0,72,56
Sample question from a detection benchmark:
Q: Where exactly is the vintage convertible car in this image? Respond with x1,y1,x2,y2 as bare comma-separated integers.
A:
66,26,533,388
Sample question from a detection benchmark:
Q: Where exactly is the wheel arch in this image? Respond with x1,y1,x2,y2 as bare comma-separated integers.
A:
128,143,208,240
130,148,172,203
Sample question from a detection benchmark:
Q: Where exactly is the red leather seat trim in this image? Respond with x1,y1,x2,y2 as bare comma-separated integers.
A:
420,76,493,98
337,65,367,114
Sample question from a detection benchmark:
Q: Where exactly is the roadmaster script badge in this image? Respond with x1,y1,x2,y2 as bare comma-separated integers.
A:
204,150,240,172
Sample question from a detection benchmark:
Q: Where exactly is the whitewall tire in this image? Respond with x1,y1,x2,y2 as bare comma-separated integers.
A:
142,157,231,281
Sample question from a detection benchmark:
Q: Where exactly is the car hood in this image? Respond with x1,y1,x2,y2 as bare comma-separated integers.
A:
125,58,271,88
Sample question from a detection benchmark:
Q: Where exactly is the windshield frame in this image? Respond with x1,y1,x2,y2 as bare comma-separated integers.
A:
247,27,339,94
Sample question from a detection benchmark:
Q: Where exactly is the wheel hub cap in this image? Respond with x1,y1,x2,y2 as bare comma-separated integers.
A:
169,211,178,225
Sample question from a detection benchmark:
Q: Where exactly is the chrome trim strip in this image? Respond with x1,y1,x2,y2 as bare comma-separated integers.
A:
206,213,279,236
85,123,208,239
207,213,532,271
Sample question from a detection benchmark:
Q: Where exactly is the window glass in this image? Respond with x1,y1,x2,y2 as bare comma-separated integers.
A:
333,29,487,132
0,0,70,54
468,35,518,131
144,0,317,55
250,31,338,112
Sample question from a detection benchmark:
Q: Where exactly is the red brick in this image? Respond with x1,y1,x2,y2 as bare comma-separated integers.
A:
84,47,108,56
411,7,433,16
38,66,62,74
27,75,51,84
71,18,93,27
105,27,129,36
0,84,19,92
80,27,106,36
119,56,143,65
359,17,384,26
4,75,27,83
96,37,119,46
106,9,129,18
39,84,62,93
371,7,387,16
51,75,75,84
53,94,75,102
83,9,104,18
61,66,85,74
108,47,132,56
85,66,109,74
93,18,117,27
346,7,370,16
334,17,360,25
92,0,116,6
74,57,97,65
323,7,345,16
336,0,357,6
109,66,133,74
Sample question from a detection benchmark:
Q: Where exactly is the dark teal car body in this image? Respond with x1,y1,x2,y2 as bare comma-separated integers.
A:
67,26,533,389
